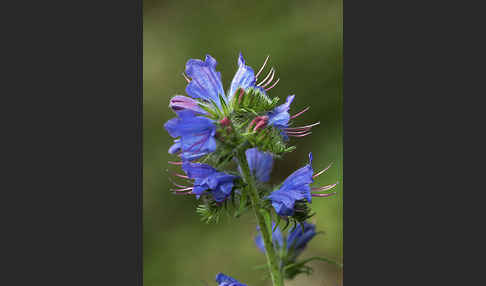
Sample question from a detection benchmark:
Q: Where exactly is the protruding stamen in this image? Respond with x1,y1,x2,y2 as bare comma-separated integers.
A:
260,69,275,88
170,180,190,189
313,162,334,178
290,106,310,119
168,161,183,165
182,73,190,83
288,132,312,138
173,173,189,179
285,122,321,131
312,182,338,192
286,130,311,135
255,55,270,80
257,68,274,86
173,187,193,192
312,192,336,197
265,78,280,91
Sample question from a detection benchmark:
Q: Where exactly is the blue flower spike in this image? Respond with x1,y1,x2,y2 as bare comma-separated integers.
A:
266,153,338,216
215,273,247,286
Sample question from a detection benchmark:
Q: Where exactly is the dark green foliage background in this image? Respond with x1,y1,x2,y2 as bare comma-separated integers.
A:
143,1,342,285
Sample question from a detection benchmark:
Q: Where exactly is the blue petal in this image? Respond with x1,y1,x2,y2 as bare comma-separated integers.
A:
182,162,217,179
185,55,226,109
216,273,247,286
267,95,295,129
164,111,217,160
228,53,256,101
244,148,274,183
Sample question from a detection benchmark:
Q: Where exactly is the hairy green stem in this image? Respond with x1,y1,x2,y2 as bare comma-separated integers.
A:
236,151,284,286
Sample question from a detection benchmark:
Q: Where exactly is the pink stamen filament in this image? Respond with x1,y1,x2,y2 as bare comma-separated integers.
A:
171,181,190,189
182,73,190,83
312,183,338,192
257,68,274,86
168,161,183,165
173,187,193,192
312,192,337,197
286,130,311,135
312,163,334,178
290,106,310,119
255,55,270,80
260,69,275,88
173,173,189,179
288,132,312,138
265,78,280,91
285,122,321,131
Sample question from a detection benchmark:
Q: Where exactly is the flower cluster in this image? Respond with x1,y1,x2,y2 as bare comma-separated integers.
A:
163,53,339,284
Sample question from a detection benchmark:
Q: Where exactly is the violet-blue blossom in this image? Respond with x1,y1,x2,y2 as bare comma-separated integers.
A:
182,161,238,202
267,95,295,129
254,222,284,253
184,53,257,110
286,222,317,259
215,273,247,286
266,153,314,216
244,147,274,183
164,110,217,161
255,222,317,260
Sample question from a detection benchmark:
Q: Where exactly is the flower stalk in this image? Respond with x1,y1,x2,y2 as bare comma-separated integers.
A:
236,150,284,286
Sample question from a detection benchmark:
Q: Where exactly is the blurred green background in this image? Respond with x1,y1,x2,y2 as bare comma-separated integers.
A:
143,1,342,285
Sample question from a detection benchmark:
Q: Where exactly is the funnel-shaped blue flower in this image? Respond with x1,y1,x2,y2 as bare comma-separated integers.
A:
243,148,274,183
182,161,238,202
254,222,284,253
164,110,217,161
184,53,256,111
267,95,295,129
255,222,317,260
266,153,314,216
215,273,247,286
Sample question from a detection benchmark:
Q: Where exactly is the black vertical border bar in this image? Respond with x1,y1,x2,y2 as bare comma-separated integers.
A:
136,0,143,284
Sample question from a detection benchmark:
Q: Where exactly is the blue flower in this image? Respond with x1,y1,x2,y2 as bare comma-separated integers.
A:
184,53,256,111
267,95,295,130
215,273,247,286
286,222,317,259
266,153,314,216
164,110,217,161
255,222,317,260
254,222,284,253
182,161,238,202
242,148,274,183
